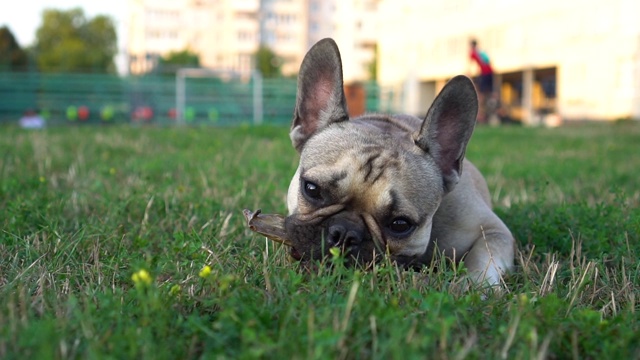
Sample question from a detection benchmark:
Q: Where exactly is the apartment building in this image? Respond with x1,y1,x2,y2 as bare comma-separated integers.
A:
204,0,261,75
128,0,263,75
258,0,307,75
128,0,216,74
306,0,333,48
377,0,640,122
306,0,379,82
127,0,379,80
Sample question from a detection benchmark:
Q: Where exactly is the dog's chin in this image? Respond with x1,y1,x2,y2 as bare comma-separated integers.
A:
389,254,428,271
289,245,426,272
290,248,383,271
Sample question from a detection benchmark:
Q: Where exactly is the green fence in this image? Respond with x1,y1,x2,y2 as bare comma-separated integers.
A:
0,72,381,126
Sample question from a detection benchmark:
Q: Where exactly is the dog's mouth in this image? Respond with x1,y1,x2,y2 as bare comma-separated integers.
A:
242,207,384,264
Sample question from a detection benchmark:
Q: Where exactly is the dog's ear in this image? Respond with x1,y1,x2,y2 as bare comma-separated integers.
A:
290,38,349,152
415,75,478,193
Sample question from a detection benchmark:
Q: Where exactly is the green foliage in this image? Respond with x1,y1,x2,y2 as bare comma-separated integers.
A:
0,26,28,71
0,124,639,358
367,44,378,81
255,46,282,78
158,49,200,75
33,8,117,73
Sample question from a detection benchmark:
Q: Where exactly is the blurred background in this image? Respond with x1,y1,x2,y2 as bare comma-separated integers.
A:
1,0,639,126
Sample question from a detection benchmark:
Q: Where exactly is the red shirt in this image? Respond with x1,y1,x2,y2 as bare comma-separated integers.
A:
470,49,493,75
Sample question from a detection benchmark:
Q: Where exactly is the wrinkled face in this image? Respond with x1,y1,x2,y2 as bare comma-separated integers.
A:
286,122,445,267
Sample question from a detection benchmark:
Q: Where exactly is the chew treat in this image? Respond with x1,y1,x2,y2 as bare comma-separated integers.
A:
242,209,292,247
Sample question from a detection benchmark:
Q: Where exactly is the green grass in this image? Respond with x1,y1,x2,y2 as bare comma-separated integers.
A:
1,122,639,359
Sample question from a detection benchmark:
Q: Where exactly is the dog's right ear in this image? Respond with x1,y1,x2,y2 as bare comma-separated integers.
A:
290,38,349,153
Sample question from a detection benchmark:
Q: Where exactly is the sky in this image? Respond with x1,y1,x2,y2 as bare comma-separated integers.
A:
0,0,127,71
0,0,127,47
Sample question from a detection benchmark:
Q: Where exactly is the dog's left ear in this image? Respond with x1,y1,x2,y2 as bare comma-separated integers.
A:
290,38,349,152
415,75,478,193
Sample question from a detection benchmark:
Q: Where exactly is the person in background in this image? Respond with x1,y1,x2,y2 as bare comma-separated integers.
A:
19,109,46,129
469,39,495,124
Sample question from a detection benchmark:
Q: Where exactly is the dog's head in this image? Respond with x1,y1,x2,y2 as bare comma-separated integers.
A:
285,38,478,267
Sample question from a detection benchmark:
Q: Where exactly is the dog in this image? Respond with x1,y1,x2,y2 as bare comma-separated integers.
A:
283,38,514,286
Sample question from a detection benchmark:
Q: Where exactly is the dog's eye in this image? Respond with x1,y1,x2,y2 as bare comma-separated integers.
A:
303,180,322,200
388,218,414,237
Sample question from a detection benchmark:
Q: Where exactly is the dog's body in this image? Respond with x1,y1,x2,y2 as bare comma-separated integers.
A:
284,38,514,285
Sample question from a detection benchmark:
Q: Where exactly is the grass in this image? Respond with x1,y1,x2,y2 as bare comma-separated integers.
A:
0,122,639,359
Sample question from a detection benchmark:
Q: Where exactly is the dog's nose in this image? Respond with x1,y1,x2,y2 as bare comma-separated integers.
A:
327,224,363,247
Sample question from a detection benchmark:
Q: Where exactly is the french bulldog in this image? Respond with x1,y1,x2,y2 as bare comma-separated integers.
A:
283,38,514,286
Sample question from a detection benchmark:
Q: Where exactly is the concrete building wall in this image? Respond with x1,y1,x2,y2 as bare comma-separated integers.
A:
377,0,640,121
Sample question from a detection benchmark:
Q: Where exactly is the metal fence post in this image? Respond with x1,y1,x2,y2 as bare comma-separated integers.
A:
176,70,186,125
252,71,263,125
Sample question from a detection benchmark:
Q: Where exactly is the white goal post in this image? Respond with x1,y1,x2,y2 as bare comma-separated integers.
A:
175,68,263,125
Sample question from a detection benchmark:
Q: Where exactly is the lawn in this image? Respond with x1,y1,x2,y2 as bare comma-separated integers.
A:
1,122,639,359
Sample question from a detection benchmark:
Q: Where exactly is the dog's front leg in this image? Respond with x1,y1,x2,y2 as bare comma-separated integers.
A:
462,224,515,286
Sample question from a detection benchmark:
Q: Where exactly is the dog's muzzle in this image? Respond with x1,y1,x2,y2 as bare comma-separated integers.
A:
326,214,366,248
285,209,382,264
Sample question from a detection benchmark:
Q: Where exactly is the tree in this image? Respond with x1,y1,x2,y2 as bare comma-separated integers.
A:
158,49,200,75
254,46,282,78
0,26,28,71
33,8,117,73
366,44,378,81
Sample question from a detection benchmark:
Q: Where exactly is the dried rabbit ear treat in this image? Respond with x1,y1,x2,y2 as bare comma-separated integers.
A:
242,209,292,247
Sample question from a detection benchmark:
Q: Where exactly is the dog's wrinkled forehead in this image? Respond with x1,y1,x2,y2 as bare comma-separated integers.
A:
298,123,443,217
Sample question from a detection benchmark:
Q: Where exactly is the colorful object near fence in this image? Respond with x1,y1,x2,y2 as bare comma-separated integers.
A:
101,105,115,121
0,72,380,125
185,107,196,122
133,106,153,121
66,106,78,121
208,108,219,123
78,106,90,121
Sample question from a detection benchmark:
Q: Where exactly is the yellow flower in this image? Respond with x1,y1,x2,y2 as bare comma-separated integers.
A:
169,284,181,296
199,265,212,278
518,293,529,306
109,167,116,175
132,269,152,286
39,176,46,183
